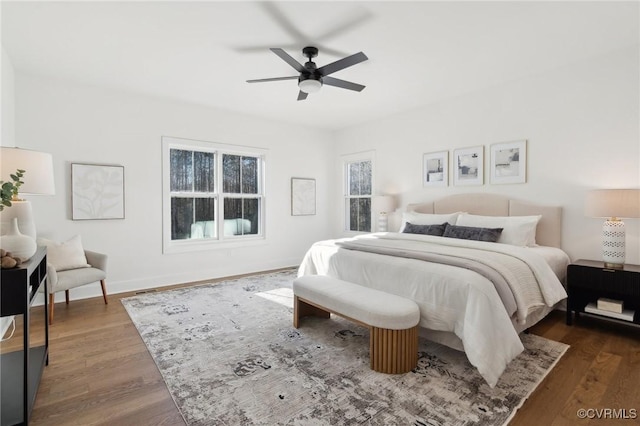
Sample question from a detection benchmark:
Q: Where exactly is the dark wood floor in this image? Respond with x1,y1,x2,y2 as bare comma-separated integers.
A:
3,275,639,426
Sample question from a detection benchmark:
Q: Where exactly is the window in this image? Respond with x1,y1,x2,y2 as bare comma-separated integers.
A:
162,137,266,253
344,153,373,232
222,154,260,236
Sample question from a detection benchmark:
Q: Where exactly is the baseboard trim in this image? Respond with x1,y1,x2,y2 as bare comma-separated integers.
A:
32,258,301,306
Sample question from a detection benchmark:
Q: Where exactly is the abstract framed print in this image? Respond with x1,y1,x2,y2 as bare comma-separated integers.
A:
490,140,527,184
72,163,125,220
453,146,484,186
423,151,448,187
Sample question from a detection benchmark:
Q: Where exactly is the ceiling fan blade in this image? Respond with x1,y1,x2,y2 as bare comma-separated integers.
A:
262,2,308,45
236,43,296,53
237,2,370,59
246,76,299,83
297,91,308,101
315,9,372,42
271,48,306,73
309,44,350,59
317,52,368,77
322,76,366,92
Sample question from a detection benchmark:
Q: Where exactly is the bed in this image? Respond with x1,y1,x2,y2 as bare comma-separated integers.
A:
298,193,569,387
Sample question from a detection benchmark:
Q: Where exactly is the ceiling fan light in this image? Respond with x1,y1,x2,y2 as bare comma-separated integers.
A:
298,78,322,94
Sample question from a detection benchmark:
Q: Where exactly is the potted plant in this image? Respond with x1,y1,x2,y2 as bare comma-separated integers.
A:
0,169,36,264
0,169,25,211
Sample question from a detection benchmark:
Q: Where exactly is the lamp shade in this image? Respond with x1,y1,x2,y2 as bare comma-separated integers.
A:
0,147,55,195
372,195,396,213
585,189,640,219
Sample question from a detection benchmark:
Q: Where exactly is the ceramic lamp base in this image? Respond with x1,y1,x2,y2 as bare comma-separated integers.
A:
378,213,388,232
602,219,625,268
0,200,36,239
0,218,37,262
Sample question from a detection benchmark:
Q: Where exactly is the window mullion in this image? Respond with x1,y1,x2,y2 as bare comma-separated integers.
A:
217,152,224,240
190,151,195,230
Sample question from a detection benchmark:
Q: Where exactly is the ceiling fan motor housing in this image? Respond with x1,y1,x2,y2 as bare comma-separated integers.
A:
299,49,322,93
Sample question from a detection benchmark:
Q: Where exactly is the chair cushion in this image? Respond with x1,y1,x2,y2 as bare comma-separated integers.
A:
37,235,90,271
52,267,106,292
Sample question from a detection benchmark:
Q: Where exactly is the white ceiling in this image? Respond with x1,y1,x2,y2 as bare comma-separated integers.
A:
2,1,638,131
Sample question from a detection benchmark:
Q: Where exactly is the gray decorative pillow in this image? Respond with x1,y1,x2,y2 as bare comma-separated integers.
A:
402,222,448,236
443,224,503,242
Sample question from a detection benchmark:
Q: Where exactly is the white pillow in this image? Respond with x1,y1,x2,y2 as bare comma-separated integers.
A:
37,235,90,271
399,211,463,232
455,214,541,246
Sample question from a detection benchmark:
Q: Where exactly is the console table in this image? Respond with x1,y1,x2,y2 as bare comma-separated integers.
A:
1,247,49,426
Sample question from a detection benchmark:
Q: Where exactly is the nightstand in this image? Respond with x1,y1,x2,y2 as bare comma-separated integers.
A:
566,259,640,326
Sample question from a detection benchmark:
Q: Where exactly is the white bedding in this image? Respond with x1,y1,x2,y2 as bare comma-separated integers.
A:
297,232,569,387
527,245,571,282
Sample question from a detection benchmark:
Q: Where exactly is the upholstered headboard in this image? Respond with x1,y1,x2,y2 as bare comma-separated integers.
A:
406,193,562,248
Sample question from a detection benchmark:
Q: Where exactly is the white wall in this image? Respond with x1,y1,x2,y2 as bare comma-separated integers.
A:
15,73,335,302
333,46,640,264
1,45,15,147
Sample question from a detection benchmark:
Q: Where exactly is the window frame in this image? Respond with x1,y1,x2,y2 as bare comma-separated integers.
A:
162,136,267,254
342,151,375,234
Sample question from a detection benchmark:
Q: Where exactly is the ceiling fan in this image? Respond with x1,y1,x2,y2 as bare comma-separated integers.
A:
246,46,368,101
235,2,373,59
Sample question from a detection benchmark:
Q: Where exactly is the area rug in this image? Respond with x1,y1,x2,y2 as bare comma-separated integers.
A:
122,269,568,426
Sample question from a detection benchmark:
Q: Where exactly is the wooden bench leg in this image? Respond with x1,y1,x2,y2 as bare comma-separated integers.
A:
370,325,418,374
293,296,330,328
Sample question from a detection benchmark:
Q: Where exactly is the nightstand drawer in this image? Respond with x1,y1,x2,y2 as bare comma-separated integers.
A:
567,264,640,296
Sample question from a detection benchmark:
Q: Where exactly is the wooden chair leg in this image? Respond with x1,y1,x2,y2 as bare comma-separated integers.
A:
101,280,108,304
65,290,70,304
49,293,55,325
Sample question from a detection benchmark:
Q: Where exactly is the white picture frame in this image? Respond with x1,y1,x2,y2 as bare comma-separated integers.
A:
423,151,448,187
490,140,527,184
71,163,125,220
291,177,316,216
453,146,484,186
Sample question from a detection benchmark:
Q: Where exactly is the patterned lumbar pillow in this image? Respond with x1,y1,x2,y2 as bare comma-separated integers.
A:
442,224,503,242
402,222,448,236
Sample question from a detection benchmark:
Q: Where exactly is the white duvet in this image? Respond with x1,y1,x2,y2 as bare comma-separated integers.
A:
297,232,568,387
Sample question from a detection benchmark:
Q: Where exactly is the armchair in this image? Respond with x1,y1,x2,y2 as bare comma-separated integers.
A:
45,250,108,324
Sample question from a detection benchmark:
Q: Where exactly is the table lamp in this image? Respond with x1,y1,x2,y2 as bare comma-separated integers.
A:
585,189,640,268
372,195,396,232
1,147,55,239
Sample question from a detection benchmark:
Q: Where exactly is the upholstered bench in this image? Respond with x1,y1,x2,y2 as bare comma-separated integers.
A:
293,275,420,374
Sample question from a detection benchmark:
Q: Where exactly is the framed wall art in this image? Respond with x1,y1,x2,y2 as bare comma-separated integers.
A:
291,177,316,216
453,146,484,186
423,151,448,187
490,140,527,184
71,163,125,220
